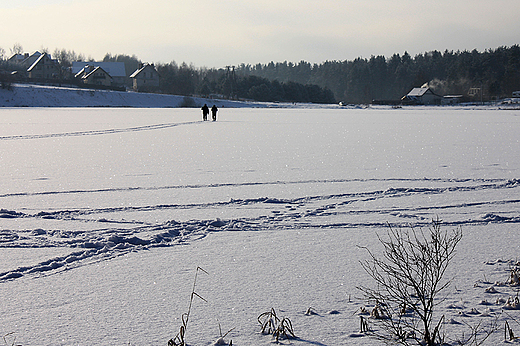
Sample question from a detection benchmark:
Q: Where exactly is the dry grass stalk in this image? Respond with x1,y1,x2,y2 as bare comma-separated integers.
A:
168,266,208,346
214,323,235,345
258,308,296,342
360,316,369,333
505,321,517,341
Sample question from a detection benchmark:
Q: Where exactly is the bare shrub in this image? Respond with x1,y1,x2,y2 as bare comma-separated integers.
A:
358,218,462,346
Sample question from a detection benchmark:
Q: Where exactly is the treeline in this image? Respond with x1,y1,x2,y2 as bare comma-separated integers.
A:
240,45,520,103
132,45,520,104
155,63,336,104
101,54,334,103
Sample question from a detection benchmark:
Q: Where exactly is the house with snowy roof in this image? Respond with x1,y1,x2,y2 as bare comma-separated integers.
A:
129,63,160,91
26,53,60,79
8,53,29,64
74,65,113,87
401,87,442,105
72,62,126,87
8,51,42,67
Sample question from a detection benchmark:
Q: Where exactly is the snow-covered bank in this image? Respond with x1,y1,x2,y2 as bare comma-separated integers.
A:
0,84,344,108
0,84,256,108
2,83,518,110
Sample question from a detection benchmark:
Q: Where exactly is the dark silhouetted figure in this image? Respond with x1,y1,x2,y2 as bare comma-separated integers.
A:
201,104,209,121
211,105,218,121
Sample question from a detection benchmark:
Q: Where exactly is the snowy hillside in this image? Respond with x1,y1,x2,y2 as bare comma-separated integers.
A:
0,83,343,108
0,83,259,108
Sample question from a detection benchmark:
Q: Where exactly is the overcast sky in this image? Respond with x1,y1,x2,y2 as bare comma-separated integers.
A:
2,0,519,68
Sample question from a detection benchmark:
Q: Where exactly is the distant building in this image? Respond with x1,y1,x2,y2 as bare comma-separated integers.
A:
72,62,126,87
8,51,42,68
129,63,160,91
26,53,59,79
7,53,30,64
468,87,481,97
74,65,113,86
401,87,442,105
23,52,44,68
442,95,463,105
7,51,57,79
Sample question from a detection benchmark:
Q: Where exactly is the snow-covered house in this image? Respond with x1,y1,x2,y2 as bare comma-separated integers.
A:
130,63,160,91
7,53,30,64
23,52,43,67
72,62,126,87
401,87,442,105
26,53,59,79
8,52,41,67
74,65,113,86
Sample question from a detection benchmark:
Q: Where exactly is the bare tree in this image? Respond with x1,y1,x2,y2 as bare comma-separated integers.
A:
54,48,86,68
10,43,23,55
358,218,462,346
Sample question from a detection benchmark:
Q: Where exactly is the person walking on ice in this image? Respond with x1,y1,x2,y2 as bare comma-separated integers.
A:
201,104,209,121
211,105,218,121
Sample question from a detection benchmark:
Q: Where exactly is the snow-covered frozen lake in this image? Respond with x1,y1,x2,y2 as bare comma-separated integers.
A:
0,106,519,345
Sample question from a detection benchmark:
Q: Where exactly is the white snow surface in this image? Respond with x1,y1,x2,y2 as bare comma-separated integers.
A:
0,103,520,345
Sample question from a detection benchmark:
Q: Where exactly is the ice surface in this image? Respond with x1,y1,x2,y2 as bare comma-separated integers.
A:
0,106,519,345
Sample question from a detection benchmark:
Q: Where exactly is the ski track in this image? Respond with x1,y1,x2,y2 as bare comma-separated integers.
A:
0,177,518,282
0,121,200,141
0,177,512,199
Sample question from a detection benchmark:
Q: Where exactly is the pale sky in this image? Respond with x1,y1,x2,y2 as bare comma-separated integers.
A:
2,0,519,68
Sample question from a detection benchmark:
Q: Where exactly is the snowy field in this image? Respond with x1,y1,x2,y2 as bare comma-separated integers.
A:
0,106,520,346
